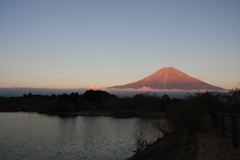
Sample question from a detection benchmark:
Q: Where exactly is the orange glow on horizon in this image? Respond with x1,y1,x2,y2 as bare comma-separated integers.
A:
89,85,103,89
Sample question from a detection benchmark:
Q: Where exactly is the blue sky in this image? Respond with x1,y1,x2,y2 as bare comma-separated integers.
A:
0,0,239,89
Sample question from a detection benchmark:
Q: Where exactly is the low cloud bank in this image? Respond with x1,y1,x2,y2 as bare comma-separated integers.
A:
105,88,203,99
0,87,228,99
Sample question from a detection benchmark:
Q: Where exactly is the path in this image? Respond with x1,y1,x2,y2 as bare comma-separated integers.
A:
196,116,240,160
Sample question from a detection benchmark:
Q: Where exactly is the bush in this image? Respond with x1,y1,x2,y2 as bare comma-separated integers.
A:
167,103,204,133
151,119,172,136
132,132,153,154
228,87,240,111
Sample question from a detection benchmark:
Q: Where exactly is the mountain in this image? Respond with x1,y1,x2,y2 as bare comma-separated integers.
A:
109,67,224,90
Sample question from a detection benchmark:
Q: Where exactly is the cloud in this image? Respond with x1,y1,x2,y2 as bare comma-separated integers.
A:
89,85,105,89
139,86,152,90
194,77,202,81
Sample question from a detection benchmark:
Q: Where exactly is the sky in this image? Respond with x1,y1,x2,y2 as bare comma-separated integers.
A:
0,0,240,90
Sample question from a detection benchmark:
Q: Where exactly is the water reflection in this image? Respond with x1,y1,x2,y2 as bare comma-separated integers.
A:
0,112,160,160
57,116,77,142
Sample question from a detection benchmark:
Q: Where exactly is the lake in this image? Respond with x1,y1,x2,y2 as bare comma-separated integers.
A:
0,112,160,160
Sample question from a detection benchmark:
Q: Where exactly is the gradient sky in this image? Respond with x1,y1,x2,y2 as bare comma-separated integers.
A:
0,0,240,89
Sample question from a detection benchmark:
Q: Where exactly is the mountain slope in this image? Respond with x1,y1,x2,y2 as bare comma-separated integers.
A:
109,67,223,90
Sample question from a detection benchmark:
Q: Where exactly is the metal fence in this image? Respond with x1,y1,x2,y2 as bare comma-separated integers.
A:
212,111,240,148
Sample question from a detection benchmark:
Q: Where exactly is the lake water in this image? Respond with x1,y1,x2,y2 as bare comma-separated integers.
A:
0,112,160,160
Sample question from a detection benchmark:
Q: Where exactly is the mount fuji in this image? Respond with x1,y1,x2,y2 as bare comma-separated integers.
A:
109,67,223,90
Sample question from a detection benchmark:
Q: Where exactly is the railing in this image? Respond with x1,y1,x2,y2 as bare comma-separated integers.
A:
212,110,240,148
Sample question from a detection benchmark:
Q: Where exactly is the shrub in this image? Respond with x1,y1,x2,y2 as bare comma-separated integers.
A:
228,87,240,111
133,133,153,154
166,102,204,133
151,118,172,136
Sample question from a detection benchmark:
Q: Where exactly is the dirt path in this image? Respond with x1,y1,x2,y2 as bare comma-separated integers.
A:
196,116,240,160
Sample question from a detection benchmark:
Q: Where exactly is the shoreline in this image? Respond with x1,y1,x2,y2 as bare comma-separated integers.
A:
41,109,166,119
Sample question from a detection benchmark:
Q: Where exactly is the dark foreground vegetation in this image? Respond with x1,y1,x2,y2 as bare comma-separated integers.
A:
1,88,239,159
128,87,240,160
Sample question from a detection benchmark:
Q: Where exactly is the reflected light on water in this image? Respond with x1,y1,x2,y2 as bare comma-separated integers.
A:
0,112,160,160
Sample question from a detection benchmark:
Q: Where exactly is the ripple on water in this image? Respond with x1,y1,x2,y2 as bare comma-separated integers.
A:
0,112,160,160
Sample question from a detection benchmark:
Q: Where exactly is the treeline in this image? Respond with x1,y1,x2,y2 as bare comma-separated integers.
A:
0,88,239,115
0,89,174,113
0,90,117,113
5,90,173,113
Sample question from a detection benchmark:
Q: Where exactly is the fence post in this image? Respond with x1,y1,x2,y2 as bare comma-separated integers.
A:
221,113,225,137
231,113,239,148
217,112,221,131
212,111,217,128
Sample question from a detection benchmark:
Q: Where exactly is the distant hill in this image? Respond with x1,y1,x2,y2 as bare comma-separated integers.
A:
109,67,224,90
0,88,87,97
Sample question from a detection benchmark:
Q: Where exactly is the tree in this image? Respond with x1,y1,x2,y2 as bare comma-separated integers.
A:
28,92,32,97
